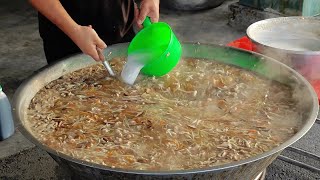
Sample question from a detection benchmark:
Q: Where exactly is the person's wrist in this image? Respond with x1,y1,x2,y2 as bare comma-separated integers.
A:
152,0,159,5
66,23,81,42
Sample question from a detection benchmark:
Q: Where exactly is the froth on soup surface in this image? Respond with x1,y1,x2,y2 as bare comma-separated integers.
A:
27,57,302,170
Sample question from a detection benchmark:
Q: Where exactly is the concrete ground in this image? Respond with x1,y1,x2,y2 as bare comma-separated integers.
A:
0,0,319,179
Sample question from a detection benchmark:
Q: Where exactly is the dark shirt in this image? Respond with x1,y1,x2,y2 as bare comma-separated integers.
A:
38,0,135,63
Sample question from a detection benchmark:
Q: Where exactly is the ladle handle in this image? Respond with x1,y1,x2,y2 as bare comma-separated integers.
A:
134,0,152,28
143,17,152,28
96,47,115,77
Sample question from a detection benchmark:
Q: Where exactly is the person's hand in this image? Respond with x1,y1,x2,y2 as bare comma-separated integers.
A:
69,25,107,61
135,0,160,29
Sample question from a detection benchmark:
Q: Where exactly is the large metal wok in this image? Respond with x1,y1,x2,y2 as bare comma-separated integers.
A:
13,43,319,179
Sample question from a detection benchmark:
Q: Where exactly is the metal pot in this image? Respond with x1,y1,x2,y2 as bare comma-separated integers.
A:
246,17,320,81
161,0,227,11
12,43,319,179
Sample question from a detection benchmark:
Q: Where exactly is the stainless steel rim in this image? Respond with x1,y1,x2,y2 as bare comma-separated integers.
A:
253,170,266,180
12,42,319,175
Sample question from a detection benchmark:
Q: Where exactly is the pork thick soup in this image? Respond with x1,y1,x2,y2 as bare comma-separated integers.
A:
27,58,302,170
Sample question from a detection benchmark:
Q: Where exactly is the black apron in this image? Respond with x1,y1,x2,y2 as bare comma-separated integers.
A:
38,0,135,64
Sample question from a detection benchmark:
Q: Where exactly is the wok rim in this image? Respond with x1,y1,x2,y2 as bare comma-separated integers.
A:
12,42,319,175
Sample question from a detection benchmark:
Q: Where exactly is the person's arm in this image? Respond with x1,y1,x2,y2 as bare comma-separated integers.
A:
135,0,160,28
29,0,106,61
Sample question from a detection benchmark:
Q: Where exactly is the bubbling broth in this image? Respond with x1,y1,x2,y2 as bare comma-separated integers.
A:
27,58,302,170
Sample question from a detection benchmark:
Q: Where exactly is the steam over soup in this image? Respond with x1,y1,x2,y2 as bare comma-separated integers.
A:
27,58,302,170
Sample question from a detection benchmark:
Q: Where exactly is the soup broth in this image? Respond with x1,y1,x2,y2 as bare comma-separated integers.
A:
27,58,302,170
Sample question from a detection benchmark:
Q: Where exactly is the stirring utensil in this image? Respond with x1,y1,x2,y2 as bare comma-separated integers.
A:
96,47,115,77
102,60,115,77
89,24,115,77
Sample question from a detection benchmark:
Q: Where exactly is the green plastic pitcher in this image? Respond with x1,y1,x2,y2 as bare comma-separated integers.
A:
128,17,182,76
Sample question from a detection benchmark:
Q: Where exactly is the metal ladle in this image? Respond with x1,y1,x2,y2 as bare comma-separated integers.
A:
96,47,115,77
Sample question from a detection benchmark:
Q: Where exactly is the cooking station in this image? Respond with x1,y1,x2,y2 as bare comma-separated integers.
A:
0,0,319,179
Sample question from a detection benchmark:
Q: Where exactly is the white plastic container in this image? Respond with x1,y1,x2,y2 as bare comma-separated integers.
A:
0,85,14,140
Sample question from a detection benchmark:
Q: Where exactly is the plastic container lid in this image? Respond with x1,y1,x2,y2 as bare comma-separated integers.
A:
310,80,320,104
227,36,253,51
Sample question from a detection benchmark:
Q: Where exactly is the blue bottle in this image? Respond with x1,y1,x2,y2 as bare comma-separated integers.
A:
0,85,15,141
